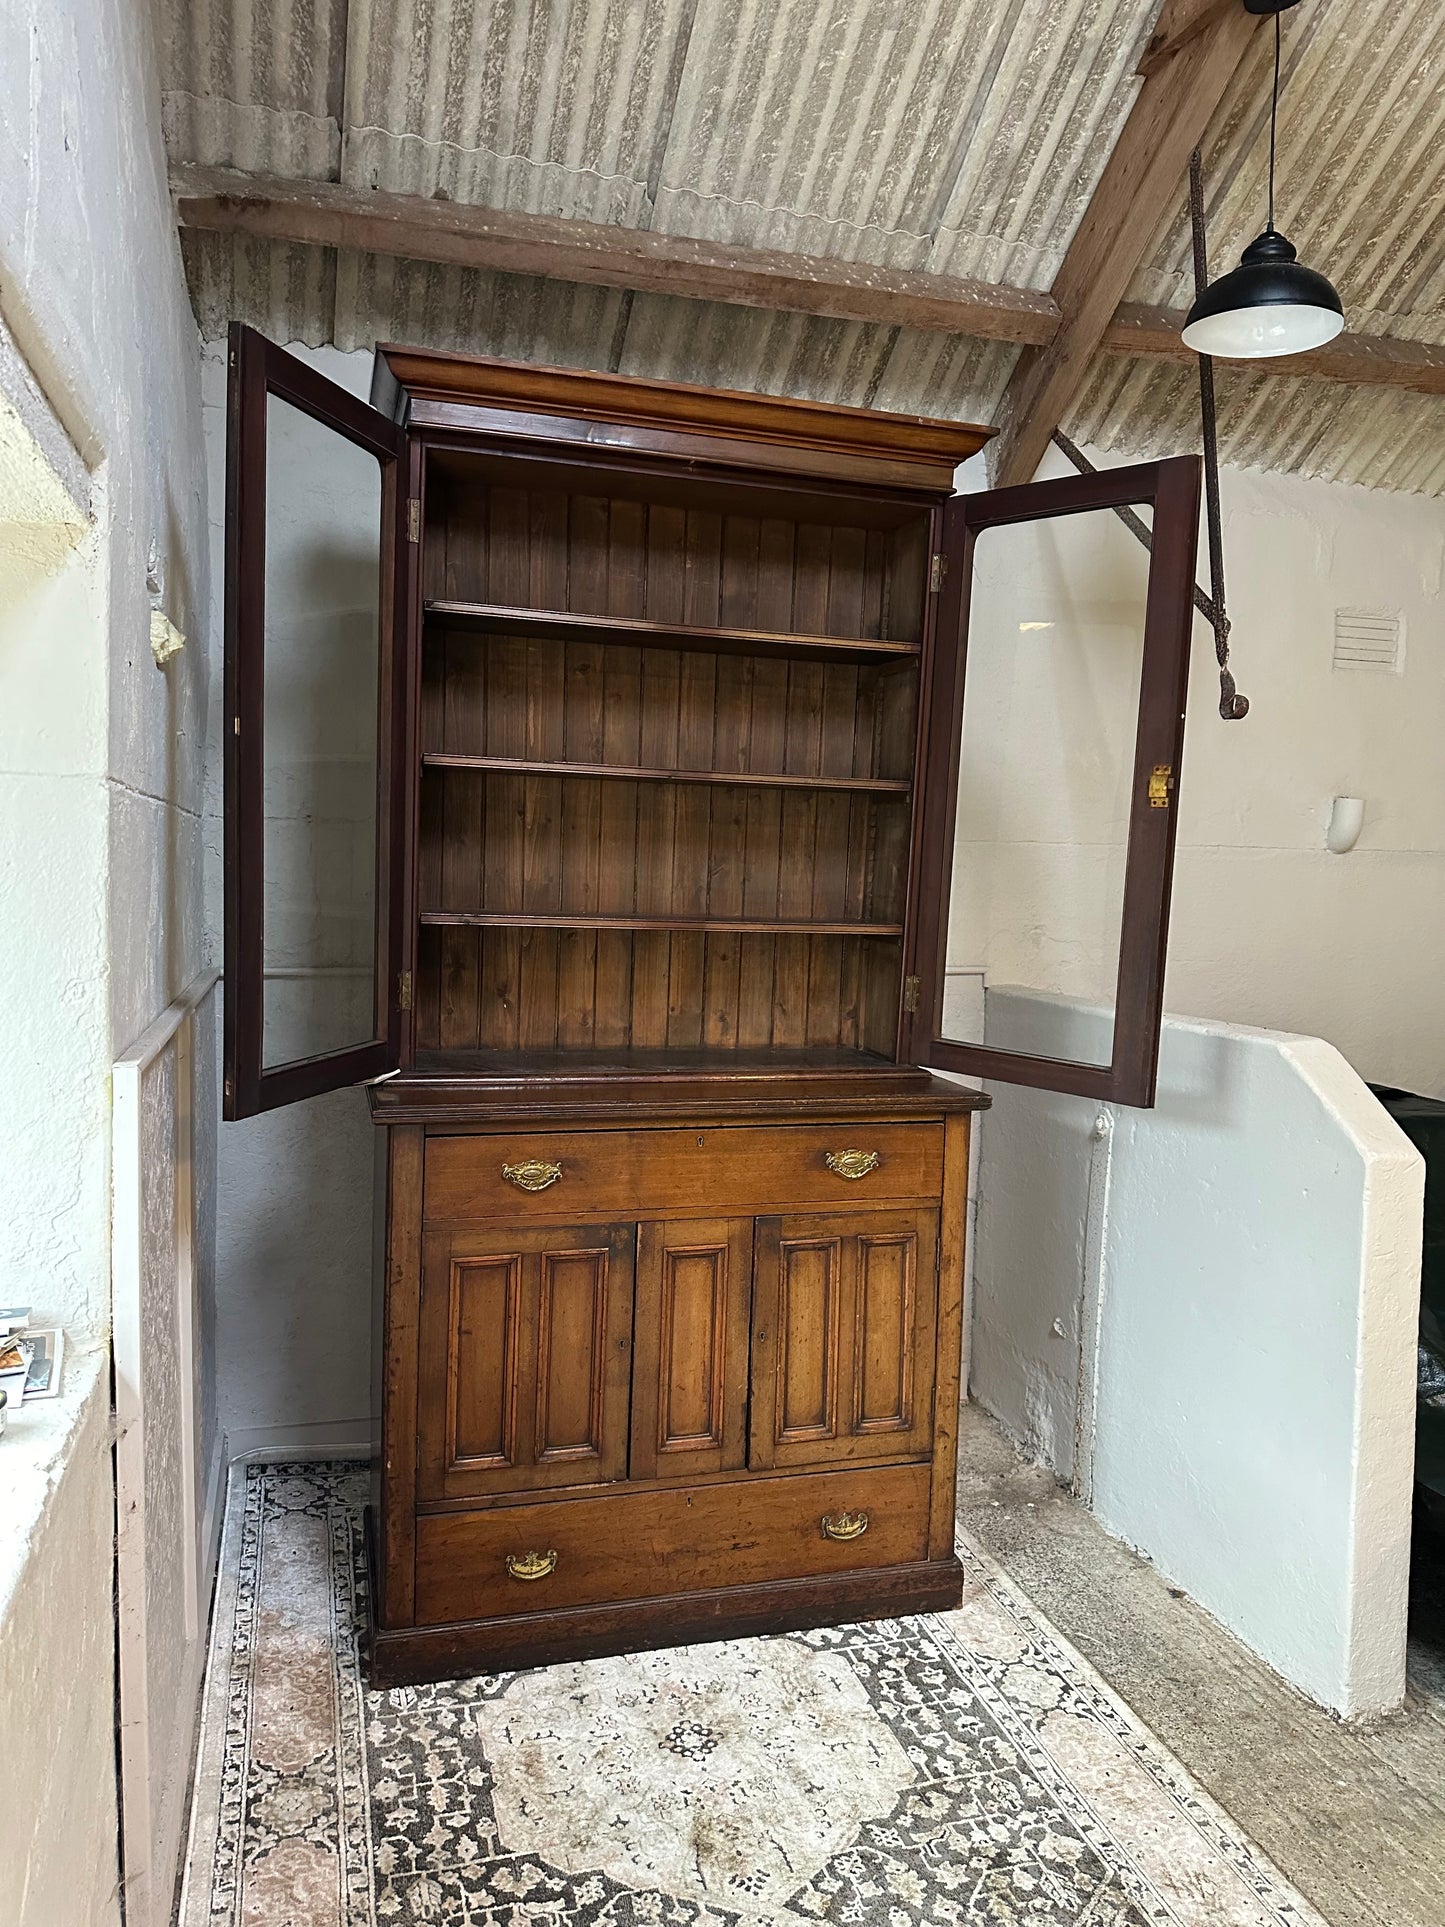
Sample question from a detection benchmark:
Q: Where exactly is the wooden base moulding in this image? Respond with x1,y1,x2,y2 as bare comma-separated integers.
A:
365,1533,965,1686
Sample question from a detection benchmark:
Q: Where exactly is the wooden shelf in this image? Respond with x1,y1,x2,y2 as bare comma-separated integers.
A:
421,753,910,795
419,911,904,936
411,1044,900,1078
424,600,922,665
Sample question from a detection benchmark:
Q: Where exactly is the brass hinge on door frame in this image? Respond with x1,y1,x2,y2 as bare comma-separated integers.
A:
397,971,413,1010
406,498,421,543
928,553,946,593
903,974,921,1014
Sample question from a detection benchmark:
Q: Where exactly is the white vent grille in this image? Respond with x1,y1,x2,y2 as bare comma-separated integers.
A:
1333,608,1403,673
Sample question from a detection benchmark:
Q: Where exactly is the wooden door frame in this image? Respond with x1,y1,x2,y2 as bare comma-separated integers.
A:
905,455,1202,1108
223,321,409,1117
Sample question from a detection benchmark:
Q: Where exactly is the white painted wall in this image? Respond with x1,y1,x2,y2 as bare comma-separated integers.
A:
1,0,215,1920
972,987,1422,1715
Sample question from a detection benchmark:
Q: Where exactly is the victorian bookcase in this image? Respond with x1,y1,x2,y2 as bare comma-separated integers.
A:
223,324,1202,1683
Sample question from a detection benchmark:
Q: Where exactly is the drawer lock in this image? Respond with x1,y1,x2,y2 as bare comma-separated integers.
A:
824,1149,880,1181
505,1549,559,1581
502,1159,563,1192
821,1510,869,1543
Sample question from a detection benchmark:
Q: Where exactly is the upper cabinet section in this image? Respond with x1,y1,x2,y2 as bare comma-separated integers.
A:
224,328,1198,1117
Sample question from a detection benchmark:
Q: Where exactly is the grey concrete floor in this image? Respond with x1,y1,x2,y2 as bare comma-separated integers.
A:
956,1405,1445,1927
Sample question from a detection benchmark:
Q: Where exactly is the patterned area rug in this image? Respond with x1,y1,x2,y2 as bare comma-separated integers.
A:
181,1463,1327,1927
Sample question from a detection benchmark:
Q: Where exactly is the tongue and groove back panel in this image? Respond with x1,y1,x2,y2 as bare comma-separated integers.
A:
412,465,930,1065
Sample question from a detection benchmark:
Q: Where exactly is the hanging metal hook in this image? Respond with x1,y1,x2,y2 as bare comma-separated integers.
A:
1190,146,1249,721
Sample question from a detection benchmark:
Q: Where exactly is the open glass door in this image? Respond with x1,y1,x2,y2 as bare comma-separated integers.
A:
908,456,1202,1108
224,323,408,1119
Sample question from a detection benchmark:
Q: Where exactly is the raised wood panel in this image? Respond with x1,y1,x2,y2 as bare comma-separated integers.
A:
853,1228,917,1433
424,1122,944,1222
447,1253,520,1469
413,1461,932,1626
631,1217,752,1480
778,1234,842,1443
417,1220,634,1501
751,1209,938,1470
535,1245,610,1462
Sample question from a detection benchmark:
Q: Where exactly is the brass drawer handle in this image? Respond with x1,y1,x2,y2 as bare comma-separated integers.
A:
821,1510,869,1543
505,1549,558,1581
502,1158,563,1192
824,1149,880,1181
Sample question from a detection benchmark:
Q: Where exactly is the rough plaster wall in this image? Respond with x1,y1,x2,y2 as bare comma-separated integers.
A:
1,0,215,1921
2,0,214,1287
0,1355,121,1927
0,401,110,1337
971,988,1421,1714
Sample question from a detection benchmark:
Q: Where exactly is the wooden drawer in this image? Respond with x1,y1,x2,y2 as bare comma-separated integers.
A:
413,1462,930,1625
424,1122,944,1221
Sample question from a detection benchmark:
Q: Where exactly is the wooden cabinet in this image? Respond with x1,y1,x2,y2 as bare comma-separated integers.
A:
221,332,1203,1683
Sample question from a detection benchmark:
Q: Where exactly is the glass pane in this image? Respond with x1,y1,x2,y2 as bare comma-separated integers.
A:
261,393,383,1069
942,504,1149,1070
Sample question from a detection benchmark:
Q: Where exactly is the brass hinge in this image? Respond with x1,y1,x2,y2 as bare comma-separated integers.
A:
406,497,421,543
1147,764,1174,809
233,716,240,736
397,970,413,1010
929,553,946,593
903,973,921,1014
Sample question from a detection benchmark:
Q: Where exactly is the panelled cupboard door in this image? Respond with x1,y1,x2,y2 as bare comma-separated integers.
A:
750,1209,938,1470
630,1217,753,1480
223,322,409,1118
909,456,1202,1108
416,1220,635,1500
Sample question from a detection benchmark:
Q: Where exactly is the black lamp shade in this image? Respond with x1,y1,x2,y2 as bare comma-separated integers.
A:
1182,228,1345,359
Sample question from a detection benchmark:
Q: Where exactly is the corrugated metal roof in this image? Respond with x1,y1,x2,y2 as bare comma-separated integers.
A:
159,0,1445,494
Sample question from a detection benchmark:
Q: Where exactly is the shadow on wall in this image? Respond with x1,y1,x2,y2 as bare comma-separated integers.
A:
215,1075,375,1454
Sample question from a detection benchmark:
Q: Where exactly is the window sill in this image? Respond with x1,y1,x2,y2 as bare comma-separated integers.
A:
0,1339,109,1631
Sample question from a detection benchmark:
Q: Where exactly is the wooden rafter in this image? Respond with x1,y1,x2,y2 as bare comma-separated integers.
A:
170,164,1445,401
987,0,1265,485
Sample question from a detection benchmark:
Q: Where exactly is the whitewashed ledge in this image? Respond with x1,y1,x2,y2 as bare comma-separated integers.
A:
0,1340,109,1627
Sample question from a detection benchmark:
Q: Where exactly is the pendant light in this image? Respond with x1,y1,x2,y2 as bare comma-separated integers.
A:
1182,4,1344,359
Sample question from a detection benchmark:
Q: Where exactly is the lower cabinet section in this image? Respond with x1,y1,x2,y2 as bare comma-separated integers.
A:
413,1462,932,1624
372,1103,975,1683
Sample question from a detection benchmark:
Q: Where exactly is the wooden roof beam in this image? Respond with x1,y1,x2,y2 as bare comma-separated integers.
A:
987,0,1265,485
170,165,1445,400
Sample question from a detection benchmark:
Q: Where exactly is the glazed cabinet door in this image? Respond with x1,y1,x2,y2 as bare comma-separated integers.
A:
909,456,1202,1108
749,1209,938,1470
416,1221,635,1500
223,323,409,1118
630,1217,753,1480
